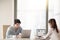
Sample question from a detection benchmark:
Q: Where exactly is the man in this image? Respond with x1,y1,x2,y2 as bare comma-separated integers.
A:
6,19,22,38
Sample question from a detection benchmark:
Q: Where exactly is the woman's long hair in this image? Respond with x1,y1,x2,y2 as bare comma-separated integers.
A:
49,19,59,33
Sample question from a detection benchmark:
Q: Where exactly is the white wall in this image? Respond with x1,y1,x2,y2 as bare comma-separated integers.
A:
0,0,14,39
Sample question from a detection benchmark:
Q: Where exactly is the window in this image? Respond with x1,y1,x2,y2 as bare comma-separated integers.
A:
48,0,60,29
17,0,46,30
48,0,60,19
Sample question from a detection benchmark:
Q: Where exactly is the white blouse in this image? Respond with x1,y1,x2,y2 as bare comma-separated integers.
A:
43,28,60,40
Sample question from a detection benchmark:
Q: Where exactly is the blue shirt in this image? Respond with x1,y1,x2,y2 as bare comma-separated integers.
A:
6,26,22,38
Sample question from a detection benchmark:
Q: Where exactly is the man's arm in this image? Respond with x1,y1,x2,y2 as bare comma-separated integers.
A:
16,27,22,38
19,27,22,33
6,26,14,38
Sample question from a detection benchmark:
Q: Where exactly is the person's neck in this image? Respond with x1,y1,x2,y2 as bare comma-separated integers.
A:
14,27,18,31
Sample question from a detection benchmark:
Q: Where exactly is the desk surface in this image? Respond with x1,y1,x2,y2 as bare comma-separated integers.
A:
2,37,49,40
3,38,30,40
2,38,49,40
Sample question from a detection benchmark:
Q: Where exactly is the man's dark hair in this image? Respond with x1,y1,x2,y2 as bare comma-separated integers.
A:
14,19,21,24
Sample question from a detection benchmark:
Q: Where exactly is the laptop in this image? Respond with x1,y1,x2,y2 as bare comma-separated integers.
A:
21,30,31,38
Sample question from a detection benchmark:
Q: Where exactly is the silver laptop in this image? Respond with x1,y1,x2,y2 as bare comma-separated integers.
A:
21,30,31,38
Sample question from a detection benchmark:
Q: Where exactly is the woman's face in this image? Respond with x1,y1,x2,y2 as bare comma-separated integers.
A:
49,23,52,27
49,22,54,28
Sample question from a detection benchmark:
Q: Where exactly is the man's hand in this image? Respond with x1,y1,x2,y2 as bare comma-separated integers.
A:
16,33,22,38
16,35,21,38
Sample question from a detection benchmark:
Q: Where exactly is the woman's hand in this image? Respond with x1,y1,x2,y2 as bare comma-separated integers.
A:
41,36,46,40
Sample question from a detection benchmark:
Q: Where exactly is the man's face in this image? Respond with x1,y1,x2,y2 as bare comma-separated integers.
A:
14,23,20,28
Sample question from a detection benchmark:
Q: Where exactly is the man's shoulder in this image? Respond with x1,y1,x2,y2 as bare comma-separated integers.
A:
7,26,14,30
19,27,22,30
19,27,22,28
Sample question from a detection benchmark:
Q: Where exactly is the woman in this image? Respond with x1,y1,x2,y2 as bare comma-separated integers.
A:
43,19,60,40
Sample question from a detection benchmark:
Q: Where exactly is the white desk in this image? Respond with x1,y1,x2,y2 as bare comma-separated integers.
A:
3,37,50,40
3,38,49,40
35,37,50,40
3,38,30,40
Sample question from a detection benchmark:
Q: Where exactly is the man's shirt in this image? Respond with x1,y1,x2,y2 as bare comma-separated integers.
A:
6,26,22,38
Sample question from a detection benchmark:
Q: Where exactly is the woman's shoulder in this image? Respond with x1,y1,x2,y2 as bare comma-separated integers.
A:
49,28,54,31
58,29,60,33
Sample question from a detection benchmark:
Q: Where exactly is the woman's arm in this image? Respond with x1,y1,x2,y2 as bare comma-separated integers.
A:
43,28,53,39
